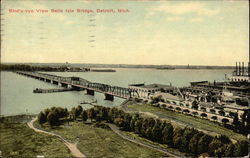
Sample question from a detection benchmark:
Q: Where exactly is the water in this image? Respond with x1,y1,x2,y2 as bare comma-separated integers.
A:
0,69,232,116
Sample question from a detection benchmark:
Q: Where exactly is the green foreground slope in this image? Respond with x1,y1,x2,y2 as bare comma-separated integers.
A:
36,121,165,158
0,122,71,158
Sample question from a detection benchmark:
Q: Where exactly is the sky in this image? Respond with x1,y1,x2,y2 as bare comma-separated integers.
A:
0,0,249,66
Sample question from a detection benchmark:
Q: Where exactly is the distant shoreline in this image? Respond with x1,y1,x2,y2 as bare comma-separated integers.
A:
1,63,235,70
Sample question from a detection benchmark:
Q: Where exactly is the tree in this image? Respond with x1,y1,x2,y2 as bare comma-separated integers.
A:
173,127,184,148
192,105,198,110
108,108,116,122
38,112,47,124
229,112,236,117
217,135,231,144
130,113,139,131
200,113,207,118
100,107,109,120
134,117,143,134
211,116,217,120
232,113,240,131
180,128,199,152
54,107,68,118
214,146,226,157
161,104,167,108
70,107,77,120
75,105,83,118
241,109,250,134
218,110,225,116
123,113,132,131
175,107,181,111
162,123,174,146
192,111,198,116
82,110,88,122
191,100,199,110
189,133,204,155
141,118,150,137
183,109,190,113
47,111,59,126
197,135,213,154
44,108,51,117
87,108,96,121
150,95,164,104
151,120,162,142
114,118,125,128
200,107,206,112
222,118,229,125
234,141,248,157
225,143,235,157
208,138,224,156
210,109,216,113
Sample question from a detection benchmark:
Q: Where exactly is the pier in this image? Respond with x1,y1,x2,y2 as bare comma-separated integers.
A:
33,88,78,93
16,71,138,101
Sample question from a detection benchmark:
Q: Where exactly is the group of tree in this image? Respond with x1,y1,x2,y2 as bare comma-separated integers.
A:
38,107,69,126
233,109,250,134
77,106,249,157
1,64,69,72
38,105,248,157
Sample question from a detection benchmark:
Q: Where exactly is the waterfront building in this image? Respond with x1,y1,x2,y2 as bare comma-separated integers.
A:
152,92,184,105
230,62,250,82
128,83,175,98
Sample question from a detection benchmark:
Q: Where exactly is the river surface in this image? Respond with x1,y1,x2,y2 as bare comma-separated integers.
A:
1,68,232,116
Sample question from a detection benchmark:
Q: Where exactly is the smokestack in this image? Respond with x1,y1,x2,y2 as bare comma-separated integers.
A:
239,62,241,76
236,62,238,76
242,62,244,76
249,62,250,77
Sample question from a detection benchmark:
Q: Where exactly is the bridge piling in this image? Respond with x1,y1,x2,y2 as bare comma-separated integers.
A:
105,93,114,101
87,89,94,95
61,83,68,88
52,80,58,85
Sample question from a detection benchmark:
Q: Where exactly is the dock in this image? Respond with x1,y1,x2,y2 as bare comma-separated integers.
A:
33,88,76,93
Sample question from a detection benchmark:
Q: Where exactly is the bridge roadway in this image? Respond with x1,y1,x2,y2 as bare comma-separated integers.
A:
15,71,138,101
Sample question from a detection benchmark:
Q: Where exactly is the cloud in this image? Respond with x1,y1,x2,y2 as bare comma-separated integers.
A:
167,17,183,22
153,2,219,16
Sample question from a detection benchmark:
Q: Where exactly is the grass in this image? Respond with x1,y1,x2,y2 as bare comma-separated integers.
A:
0,122,71,158
127,104,247,142
35,121,166,158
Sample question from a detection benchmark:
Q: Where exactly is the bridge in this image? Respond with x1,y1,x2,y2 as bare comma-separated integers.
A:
15,71,139,101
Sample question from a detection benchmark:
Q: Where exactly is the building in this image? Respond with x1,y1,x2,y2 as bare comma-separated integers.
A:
152,92,184,104
230,62,250,82
128,83,175,98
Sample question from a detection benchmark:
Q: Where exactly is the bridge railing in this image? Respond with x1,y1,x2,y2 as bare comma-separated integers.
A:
16,71,138,98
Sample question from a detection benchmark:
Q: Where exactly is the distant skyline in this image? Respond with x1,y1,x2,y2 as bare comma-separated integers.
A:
1,0,249,66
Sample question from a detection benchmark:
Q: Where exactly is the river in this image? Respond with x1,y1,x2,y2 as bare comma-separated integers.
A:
0,68,232,116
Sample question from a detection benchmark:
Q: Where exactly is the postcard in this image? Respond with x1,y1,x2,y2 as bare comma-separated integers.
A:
0,0,249,157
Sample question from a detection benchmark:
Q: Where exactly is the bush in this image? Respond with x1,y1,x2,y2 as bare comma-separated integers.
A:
38,112,47,124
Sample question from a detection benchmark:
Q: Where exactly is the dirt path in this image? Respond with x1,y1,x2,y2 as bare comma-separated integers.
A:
106,123,180,157
27,117,86,158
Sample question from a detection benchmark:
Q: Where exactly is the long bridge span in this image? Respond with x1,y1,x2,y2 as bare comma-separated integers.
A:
15,71,138,101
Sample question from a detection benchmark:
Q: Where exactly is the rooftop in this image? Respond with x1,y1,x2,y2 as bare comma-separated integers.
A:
153,92,184,102
129,83,173,90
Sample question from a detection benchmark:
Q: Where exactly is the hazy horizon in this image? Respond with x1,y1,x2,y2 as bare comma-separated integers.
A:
1,61,238,67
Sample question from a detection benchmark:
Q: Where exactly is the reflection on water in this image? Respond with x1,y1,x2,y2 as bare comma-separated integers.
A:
1,69,231,116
